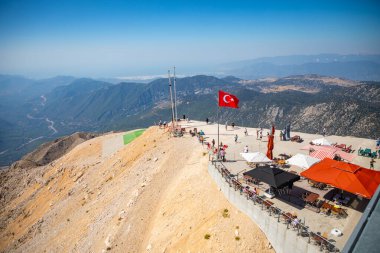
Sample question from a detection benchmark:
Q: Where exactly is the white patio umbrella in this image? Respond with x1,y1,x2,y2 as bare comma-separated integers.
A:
286,153,320,169
240,152,272,163
311,138,331,146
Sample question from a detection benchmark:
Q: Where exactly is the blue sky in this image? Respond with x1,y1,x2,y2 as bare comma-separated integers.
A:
0,0,379,77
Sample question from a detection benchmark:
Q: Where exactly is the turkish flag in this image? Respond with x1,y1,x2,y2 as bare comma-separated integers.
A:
218,90,239,108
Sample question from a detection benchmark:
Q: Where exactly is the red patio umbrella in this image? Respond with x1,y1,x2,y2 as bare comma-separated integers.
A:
300,158,380,199
266,125,275,160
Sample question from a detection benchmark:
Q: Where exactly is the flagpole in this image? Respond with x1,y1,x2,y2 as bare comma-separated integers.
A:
173,66,178,125
168,70,175,131
217,105,220,160
217,90,239,160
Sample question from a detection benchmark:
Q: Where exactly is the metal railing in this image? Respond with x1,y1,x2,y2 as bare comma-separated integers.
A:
211,160,339,252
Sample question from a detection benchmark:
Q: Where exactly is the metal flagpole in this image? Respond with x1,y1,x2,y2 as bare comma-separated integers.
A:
173,66,178,125
217,103,220,159
168,70,175,130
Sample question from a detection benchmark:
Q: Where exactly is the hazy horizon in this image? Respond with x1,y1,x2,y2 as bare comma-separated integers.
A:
1,0,380,78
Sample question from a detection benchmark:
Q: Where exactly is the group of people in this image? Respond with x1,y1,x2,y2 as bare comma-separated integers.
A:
158,120,167,128
190,127,227,162
209,143,227,162
158,118,190,128
372,138,380,169
196,130,205,144
225,121,236,130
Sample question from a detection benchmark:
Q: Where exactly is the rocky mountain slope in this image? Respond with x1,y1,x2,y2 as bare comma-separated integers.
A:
34,74,380,138
0,127,273,253
11,132,101,169
1,74,379,166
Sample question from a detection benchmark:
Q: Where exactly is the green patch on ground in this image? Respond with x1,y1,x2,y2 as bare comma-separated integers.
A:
123,129,145,145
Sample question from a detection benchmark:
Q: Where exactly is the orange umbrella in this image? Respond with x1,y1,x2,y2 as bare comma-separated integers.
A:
300,158,380,199
266,135,274,160
266,125,275,160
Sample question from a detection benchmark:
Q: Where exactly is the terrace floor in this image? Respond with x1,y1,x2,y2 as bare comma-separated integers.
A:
179,120,378,249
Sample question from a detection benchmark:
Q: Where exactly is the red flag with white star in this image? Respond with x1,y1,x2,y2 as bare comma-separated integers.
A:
218,90,239,108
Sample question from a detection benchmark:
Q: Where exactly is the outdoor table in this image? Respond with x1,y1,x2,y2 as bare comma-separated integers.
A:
304,193,319,204
284,212,294,218
263,200,274,209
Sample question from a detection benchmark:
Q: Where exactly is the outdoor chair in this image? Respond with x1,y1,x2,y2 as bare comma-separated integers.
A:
275,159,286,166
291,135,303,142
263,200,273,209
299,226,310,237
317,183,327,190
358,148,372,157
335,144,346,149
320,202,332,216
331,207,341,218
315,199,325,208
310,182,319,188
246,190,254,199
308,180,319,188
325,241,338,252
281,213,292,224
343,145,352,153
338,208,348,219
270,206,281,215
310,232,324,247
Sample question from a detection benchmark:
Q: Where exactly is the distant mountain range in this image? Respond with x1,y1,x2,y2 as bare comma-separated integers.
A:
218,54,380,81
1,72,379,166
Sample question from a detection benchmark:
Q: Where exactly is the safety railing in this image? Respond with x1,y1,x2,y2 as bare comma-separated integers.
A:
211,160,339,252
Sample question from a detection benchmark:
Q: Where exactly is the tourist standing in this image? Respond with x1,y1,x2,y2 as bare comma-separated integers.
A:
212,139,215,148
220,149,226,162
235,134,238,143
206,118,209,124
244,128,248,136
244,145,248,153
323,127,327,137
370,158,375,169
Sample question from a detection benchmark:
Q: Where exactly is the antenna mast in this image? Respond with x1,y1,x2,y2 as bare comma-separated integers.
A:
168,70,175,129
173,66,178,123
